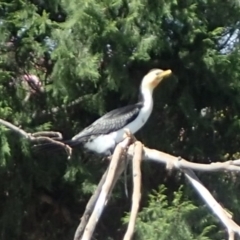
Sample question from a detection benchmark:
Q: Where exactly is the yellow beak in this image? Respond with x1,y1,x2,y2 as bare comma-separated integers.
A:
158,69,172,79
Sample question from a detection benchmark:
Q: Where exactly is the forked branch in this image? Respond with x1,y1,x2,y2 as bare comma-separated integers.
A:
1,119,240,239
0,118,72,157
81,137,132,240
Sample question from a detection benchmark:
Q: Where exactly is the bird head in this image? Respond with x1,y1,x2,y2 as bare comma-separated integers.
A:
141,69,172,92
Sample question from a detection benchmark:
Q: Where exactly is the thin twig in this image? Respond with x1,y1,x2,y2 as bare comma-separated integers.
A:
31,131,62,139
33,137,72,157
123,141,143,240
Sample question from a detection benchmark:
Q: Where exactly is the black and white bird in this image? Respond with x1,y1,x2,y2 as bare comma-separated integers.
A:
37,69,172,155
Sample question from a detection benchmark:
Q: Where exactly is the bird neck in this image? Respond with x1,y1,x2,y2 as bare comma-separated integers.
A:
139,87,154,108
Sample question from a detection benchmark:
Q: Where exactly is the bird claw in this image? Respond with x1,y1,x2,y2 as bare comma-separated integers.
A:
123,128,137,143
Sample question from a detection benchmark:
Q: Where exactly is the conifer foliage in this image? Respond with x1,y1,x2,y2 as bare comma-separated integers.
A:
1,0,240,239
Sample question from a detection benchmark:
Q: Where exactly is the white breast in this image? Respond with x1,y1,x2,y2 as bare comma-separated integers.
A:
84,134,116,154
112,99,153,143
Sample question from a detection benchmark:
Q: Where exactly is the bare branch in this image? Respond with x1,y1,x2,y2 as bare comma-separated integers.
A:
124,141,143,240
131,146,240,172
228,230,235,240
33,137,72,157
126,146,240,237
31,131,62,140
81,137,131,240
105,155,129,205
2,118,240,172
0,119,32,139
74,170,108,240
2,119,240,238
0,118,72,157
0,119,63,140
183,168,240,236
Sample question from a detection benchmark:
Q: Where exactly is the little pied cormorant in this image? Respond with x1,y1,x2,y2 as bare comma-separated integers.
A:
36,69,172,155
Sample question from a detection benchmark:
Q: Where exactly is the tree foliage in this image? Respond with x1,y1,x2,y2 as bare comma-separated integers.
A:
132,186,221,240
1,0,240,239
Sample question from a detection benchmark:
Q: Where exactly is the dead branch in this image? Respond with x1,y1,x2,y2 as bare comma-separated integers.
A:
0,119,62,141
74,169,108,240
128,146,240,172
31,131,62,139
127,147,240,238
183,168,240,238
0,118,72,157
81,137,131,240
105,154,129,206
123,141,143,240
76,152,129,240
33,136,72,157
0,119,33,139
229,230,235,240
2,118,240,172
2,119,240,238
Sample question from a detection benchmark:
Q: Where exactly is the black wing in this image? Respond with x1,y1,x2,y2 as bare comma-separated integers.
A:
72,102,143,141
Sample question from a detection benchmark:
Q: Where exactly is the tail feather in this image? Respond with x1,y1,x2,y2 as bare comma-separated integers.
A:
33,139,79,152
